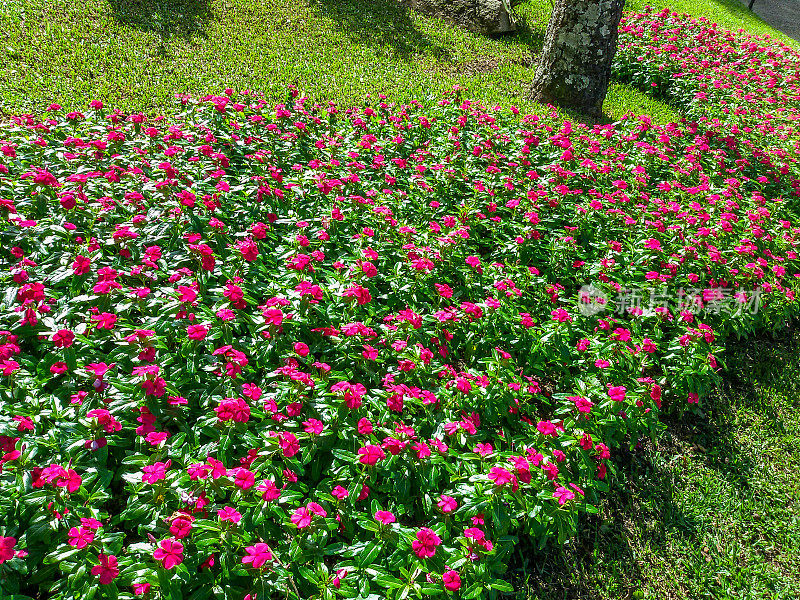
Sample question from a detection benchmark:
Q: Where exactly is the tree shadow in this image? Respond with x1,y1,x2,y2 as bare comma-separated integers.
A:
511,445,701,599
308,0,452,61
508,323,800,598
500,7,548,55
106,0,214,40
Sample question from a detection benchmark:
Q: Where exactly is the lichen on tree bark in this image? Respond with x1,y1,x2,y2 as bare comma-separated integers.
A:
528,0,625,118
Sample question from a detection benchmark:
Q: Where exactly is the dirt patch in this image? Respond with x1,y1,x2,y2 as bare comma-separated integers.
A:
460,55,501,76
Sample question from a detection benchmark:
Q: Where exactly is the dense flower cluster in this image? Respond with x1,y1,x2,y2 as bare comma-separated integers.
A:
1,10,799,599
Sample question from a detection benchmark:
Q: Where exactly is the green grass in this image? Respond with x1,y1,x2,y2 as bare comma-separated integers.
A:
515,326,800,600
3,0,796,122
4,0,793,124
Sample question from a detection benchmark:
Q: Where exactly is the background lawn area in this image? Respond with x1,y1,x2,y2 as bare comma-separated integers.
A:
1,0,796,124
1,1,799,598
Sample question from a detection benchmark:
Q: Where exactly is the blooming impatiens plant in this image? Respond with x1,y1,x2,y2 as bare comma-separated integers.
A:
1,9,800,599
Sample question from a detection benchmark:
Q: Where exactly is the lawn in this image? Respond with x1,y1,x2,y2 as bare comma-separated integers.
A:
1,1,799,599
2,0,796,123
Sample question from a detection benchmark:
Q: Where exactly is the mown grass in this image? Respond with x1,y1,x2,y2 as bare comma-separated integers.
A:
516,325,800,600
2,0,795,124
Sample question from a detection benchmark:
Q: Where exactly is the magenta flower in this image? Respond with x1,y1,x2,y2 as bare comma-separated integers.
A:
169,515,194,539
412,527,442,559
357,444,386,466
257,479,281,501
233,468,255,490
488,466,517,491
242,543,272,569
187,323,209,340
291,505,313,528
442,569,462,591
153,538,184,570
0,537,16,563
218,506,242,523
67,526,95,549
553,486,576,505
91,553,119,584
437,495,458,513
608,385,627,402
141,460,171,484
375,510,396,525
332,485,349,500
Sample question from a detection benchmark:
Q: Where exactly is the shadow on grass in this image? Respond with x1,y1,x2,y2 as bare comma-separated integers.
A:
309,0,452,60
107,0,214,40
511,324,800,599
512,445,700,599
502,8,548,54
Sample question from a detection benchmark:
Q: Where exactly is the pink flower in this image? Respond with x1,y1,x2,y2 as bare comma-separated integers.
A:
357,444,386,466
435,283,453,298
553,486,576,505
187,324,209,340
291,502,327,529
303,418,323,435
133,583,151,596
294,341,310,356
412,527,441,558
375,510,396,525
258,479,281,501
437,495,458,513
572,396,594,413
536,420,557,436
153,538,184,570
0,537,16,563
142,460,171,484
218,506,242,523
278,432,300,457
474,442,493,457
688,392,699,404
608,386,627,402
52,329,75,348
644,238,662,251
91,553,119,584
169,515,193,538
342,285,372,305
233,468,256,490
263,307,284,327
68,526,95,549
91,312,118,330
488,466,516,488
242,543,272,569
442,569,462,591
332,485,349,500
291,504,319,529
550,308,572,323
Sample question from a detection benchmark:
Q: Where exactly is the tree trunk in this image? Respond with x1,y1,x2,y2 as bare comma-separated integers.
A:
528,0,625,118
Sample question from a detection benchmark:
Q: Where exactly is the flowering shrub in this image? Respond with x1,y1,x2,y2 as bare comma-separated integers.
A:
1,10,799,599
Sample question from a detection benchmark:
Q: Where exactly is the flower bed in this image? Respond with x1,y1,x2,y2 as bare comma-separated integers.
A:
1,9,799,600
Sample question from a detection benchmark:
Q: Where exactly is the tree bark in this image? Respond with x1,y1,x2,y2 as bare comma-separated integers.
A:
528,0,625,118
